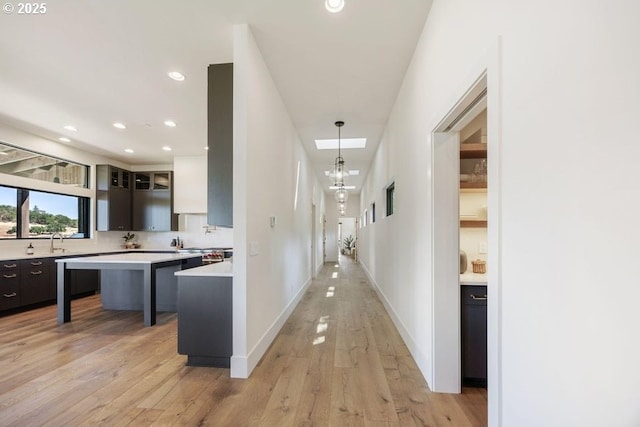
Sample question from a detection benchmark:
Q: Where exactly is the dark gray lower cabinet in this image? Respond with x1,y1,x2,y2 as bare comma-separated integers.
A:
177,275,232,367
69,269,100,297
0,260,21,311
461,285,487,387
21,258,52,306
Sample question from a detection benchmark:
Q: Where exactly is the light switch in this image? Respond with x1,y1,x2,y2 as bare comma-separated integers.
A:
250,241,259,256
479,241,487,254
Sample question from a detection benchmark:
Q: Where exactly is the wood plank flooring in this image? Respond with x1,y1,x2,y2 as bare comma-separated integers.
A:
0,259,487,426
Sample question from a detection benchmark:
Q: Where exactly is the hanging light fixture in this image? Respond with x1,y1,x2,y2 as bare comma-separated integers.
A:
329,121,349,186
335,186,349,203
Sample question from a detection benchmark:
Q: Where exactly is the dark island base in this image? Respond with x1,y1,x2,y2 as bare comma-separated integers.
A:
186,355,230,368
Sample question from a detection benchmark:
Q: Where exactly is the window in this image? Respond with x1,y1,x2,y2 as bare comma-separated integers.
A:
386,182,396,216
0,185,89,239
0,142,88,188
371,202,376,223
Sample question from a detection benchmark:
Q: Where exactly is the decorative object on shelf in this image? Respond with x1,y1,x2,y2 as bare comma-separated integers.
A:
26,243,34,255
123,231,136,248
471,259,486,274
460,250,467,273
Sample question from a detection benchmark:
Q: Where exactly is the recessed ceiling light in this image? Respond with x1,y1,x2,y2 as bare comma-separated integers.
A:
329,185,356,190
124,148,134,153
204,146,209,150
162,146,172,151
63,125,77,132
113,122,126,129
168,71,185,81
315,138,366,150
164,120,177,127
58,137,71,143
325,0,345,13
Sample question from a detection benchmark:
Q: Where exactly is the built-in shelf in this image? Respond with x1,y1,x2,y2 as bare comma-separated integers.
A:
460,181,487,189
460,219,487,228
460,143,487,159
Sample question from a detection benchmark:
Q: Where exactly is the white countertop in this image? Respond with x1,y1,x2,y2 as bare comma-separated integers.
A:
175,261,233,277
460,272,487,285
0,248,178,262
55,252,200,264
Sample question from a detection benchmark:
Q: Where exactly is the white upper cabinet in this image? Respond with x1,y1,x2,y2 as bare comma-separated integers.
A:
173,155,207,213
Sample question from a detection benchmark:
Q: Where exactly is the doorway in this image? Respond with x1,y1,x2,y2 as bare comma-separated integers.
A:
431,73,487,394
311,204,316,278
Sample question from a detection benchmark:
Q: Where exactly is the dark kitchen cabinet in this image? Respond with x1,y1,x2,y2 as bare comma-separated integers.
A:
52,256,100,298
0,260,21,310
69,269,100,296
461,285,487,387
21,258,52,306
207,63,233,227
177,274,232,367
97,165,132,231
133,172,178,232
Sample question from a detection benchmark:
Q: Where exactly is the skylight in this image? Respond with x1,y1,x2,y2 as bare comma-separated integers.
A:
314,138,366,150
325,169,359,176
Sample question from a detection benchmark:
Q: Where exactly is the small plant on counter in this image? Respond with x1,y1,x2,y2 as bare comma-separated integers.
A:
122,232,136,247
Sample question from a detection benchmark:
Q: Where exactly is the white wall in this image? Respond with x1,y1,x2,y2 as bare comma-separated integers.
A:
360,0,640,425
359,0,492,391
494,1,640,425
231,24,324,378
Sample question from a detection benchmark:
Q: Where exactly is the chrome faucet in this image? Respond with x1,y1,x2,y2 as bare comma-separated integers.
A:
50,232,64,253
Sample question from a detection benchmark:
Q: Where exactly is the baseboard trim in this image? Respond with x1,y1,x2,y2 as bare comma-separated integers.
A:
358,260,433,387
230,276,312,379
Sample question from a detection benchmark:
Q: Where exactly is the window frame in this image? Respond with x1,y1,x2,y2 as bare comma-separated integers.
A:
0,184,90,240
386,182,396,216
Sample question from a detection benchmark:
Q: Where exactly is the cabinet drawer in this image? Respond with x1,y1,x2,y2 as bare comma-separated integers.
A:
0,281,21,310
461,285,487,306
21,265,51,306
22,259,47,269
0,260,21,273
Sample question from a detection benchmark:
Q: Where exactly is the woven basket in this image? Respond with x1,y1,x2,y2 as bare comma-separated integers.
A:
471,260,486,274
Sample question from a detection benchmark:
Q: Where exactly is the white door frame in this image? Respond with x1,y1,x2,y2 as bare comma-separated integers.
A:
311,203,316,277
431,72,488,394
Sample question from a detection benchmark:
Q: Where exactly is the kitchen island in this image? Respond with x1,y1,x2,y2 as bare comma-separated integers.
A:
56,252,201,326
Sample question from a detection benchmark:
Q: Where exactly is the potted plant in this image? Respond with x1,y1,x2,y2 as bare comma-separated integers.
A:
343,235,354,255
123,232,136,249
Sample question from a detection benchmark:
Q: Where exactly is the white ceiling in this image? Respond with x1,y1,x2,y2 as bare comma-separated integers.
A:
0,0,432,194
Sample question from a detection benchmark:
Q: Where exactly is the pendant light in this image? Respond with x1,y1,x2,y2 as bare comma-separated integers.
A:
335,185,349,203
329,121,349,186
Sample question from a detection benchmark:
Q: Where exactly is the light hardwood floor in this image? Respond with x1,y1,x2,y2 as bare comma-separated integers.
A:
0,259,487,426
